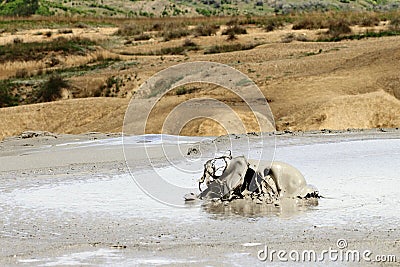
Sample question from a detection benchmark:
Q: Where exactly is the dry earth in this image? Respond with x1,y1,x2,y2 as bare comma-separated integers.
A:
1,24,400,139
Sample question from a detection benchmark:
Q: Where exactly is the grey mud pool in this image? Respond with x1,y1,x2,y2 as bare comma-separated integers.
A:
0,132,399,266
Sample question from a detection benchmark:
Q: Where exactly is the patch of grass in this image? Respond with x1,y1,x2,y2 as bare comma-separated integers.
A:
0,37,96,63
204,43,259,54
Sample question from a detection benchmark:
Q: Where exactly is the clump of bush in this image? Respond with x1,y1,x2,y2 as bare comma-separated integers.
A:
281,33,308,43
359,14,380,27
15,68,29,78
35,74,69,103
264,18,284,32
193,24,219,36
292,16,326,30
0,80,18,108
182,38,198,48
389,17,400,31
327,18,352,38
161,26,191,41
222,25,247,36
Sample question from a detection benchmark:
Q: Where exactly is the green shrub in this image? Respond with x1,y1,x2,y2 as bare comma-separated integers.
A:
196,8,211,17
0,0,39,16
35,4,54,16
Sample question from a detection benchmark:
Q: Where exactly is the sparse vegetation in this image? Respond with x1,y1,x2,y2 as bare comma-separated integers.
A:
95,76,123,97
0,37,96,63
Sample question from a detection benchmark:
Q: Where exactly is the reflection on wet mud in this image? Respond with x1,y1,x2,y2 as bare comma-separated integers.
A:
201,198,318,219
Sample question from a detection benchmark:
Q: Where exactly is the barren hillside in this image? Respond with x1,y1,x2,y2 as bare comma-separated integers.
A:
1,15,400,139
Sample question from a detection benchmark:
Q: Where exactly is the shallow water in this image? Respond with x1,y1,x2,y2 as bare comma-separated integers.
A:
1,136,399,266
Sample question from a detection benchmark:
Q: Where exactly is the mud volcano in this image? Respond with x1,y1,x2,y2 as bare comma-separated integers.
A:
185,154,320,214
